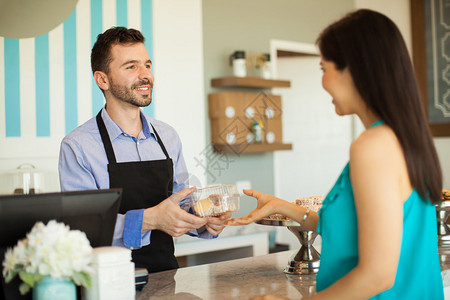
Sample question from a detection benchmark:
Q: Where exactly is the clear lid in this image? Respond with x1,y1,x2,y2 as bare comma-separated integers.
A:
190,184,240,217
1,164,49,194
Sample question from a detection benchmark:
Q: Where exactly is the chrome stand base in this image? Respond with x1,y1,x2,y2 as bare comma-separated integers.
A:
439,235,450,246
284,227,320,275
284,259,320,275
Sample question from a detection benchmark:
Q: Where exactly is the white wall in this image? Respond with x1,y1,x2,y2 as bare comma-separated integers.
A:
152,0,206,187
273,55,353,200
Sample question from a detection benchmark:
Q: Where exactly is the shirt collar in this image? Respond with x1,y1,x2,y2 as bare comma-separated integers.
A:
139,110,154,139
101,106,154,140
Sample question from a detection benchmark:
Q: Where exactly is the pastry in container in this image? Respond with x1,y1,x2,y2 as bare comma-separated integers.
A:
190,184,240,217
265,196,325,221
296,196,325,212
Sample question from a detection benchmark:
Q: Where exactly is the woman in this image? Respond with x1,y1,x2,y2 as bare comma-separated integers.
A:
228,9,444,300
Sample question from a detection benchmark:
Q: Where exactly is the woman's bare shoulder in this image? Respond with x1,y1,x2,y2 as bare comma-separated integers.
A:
350,125,403,169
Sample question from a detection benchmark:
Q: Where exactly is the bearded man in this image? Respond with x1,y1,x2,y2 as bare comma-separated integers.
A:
58,27,230,273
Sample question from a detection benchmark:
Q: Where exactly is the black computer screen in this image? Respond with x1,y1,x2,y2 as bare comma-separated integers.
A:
0,188,122,300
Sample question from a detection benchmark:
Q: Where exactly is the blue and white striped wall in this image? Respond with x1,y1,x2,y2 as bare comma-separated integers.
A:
0,0,207,192
0,0,154,159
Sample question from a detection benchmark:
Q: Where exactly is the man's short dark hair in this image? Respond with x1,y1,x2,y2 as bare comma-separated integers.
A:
91,27,145,74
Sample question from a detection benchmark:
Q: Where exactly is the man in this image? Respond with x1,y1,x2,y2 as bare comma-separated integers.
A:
59,27,230,273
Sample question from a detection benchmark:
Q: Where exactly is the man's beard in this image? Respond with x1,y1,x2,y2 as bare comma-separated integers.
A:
109,78,153,107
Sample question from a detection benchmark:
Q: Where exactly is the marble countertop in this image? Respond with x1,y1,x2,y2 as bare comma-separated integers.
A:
136,250,309,300
136,245,450,300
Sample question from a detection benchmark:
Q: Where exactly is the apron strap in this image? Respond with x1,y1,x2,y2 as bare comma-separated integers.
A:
96,110,117,164
150,124,170,159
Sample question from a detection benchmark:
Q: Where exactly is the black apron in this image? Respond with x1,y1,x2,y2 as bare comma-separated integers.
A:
96,111,178,273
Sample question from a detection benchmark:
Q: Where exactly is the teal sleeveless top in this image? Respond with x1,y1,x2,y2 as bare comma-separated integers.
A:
316,121,443,299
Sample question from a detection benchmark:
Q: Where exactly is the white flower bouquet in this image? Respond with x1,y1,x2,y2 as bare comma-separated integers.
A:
2,220,93,295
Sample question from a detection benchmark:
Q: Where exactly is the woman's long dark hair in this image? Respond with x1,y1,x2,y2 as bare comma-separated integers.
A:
316,9,442,204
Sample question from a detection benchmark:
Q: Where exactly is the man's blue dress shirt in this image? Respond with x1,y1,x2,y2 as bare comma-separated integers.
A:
59,107,214,249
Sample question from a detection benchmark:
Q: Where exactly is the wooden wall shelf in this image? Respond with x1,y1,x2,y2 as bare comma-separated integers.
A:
211,77,291,89
213,143,292,154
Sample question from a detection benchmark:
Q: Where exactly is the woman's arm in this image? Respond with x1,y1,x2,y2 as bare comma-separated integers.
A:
307,127,407,299
227,189,319,232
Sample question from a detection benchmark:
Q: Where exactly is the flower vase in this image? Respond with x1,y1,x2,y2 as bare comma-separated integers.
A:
33,276,76,300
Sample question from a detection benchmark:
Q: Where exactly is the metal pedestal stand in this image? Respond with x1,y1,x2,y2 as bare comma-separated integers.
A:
257,219,320,275
436,201,450,246
285,226,320,274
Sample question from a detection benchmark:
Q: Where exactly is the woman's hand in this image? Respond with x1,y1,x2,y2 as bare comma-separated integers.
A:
227,189,287,225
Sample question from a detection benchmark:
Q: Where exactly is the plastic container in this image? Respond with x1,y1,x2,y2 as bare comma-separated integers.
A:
190,184,240,217
253,121,264,143
83,247,135,300
229,51,247,77
0,164,52,194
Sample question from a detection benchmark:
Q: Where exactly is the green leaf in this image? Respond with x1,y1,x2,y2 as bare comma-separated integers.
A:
19,271,43,287
4,270,18,283
19,283,31,295
83,272,92,290
72,272,91,289
19,272,34,287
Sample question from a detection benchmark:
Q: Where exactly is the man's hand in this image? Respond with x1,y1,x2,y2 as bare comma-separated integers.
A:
205,211,231,236
142,188,207,237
